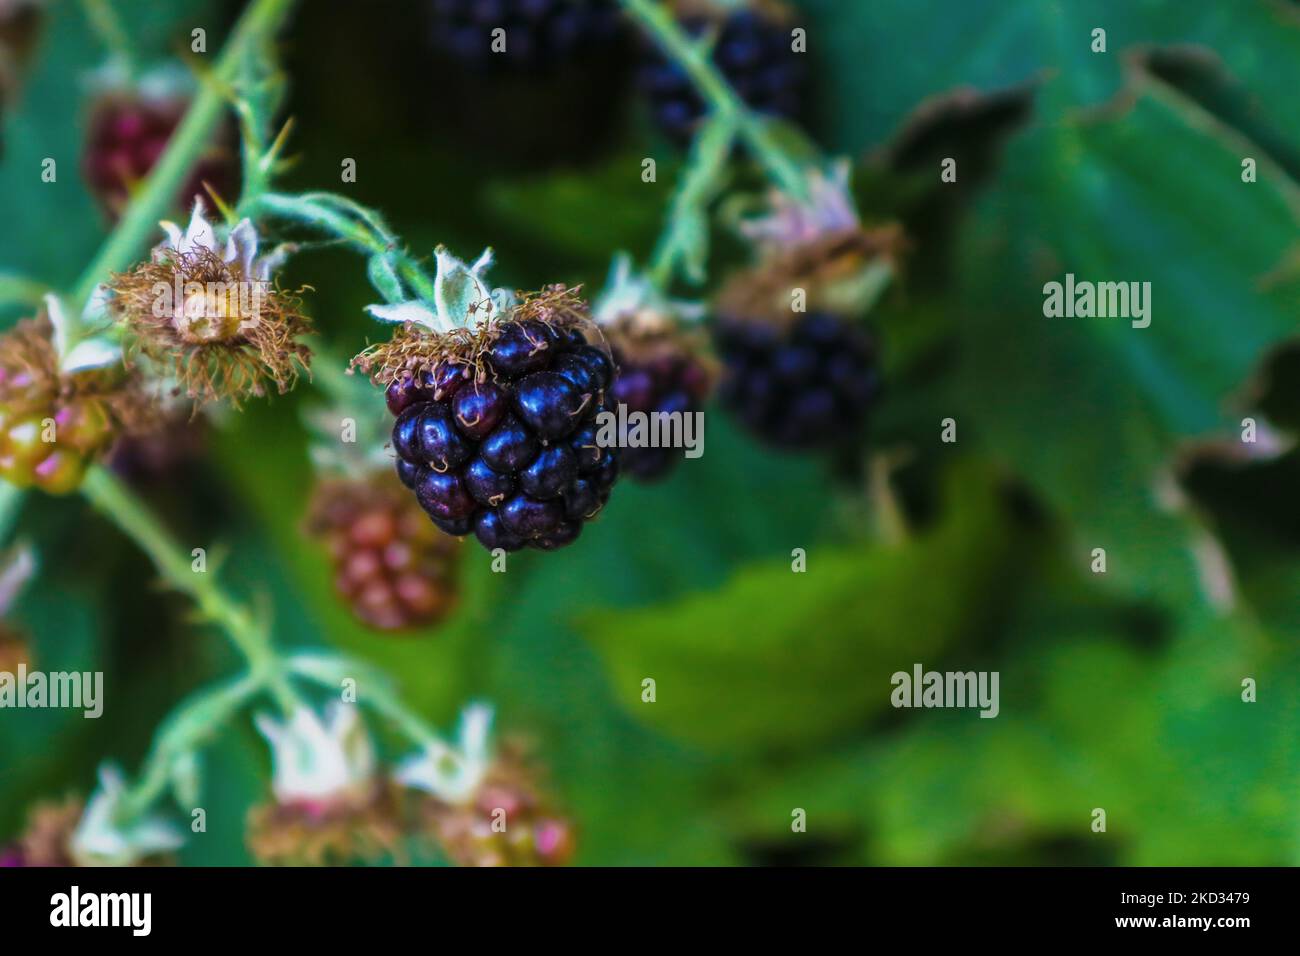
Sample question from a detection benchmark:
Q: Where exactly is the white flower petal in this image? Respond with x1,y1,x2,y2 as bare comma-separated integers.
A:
365,301,438,325
256,704,376,803
69,763,184,866
62,338,122,373
225,219,260,276
180,199,217,253
160,219,185,252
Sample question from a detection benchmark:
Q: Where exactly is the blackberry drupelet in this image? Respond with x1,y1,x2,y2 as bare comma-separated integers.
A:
715,310,880,450
428,0,622,73
386,317,618,552
638,2,804,143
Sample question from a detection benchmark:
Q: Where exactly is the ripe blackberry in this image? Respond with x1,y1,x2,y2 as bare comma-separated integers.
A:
306,475,461,632
716,166,904,451
608,348,711,479
638,1,804,143
428,0,622,73
716,311,880,450
82,92,236,220
384,308,618,552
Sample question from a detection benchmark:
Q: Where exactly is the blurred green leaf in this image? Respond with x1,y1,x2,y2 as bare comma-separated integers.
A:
580,463,1032,752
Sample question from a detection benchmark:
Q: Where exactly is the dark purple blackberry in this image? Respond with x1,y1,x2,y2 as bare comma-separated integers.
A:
388,327,618,552
715,311,880,450
608,347,712,481
429,0,622,73
638,7,805,144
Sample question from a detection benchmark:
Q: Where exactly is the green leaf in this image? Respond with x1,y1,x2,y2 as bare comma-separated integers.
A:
952,74,1300,603
579,462,1034,752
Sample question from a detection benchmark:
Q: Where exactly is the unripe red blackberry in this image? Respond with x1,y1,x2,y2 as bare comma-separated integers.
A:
429,0,622,73
360,281,619,554
306,474,461,632
638,0,805,144
82,71,236,220
0,313,153,495
417,749,575,867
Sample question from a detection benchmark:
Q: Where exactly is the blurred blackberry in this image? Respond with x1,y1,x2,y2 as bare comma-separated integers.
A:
716,310,880,450
609,343,712,479
638,1,804,144
107,407,209,485
306,475,461,632
382,289,619,553
429,0,622,73
82,92,236,220
415,746,575,866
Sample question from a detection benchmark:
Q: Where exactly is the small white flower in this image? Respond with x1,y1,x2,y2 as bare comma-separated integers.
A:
364,247,516,334
593,253,705,327
255,703,376,804
396,703,493,804
69,765,184,867
739,160,861,250
158,200,275,281
44,289,123,373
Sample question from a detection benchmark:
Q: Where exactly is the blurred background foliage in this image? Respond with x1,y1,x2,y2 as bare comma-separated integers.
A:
2,0,1299,865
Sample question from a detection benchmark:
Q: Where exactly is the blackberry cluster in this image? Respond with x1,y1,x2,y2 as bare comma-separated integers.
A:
429,0,622,72
715,311,881,450
387,320,618,552
307,478,461,632
82,95,235,218
639,6,804,143
609,346,711,481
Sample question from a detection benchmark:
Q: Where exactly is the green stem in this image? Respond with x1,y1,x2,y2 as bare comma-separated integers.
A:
0,480,25,547
243,192,435,303
80,465,301,713
286,653,453,756
115,670,266,822
0,273,50,311
71,0,301,309
619,0,810,200
81,0,135,72
648,113,736,288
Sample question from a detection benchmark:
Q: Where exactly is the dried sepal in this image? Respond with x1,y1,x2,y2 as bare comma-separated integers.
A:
352,284,595,389
717,223,907,329
111,250,311,405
